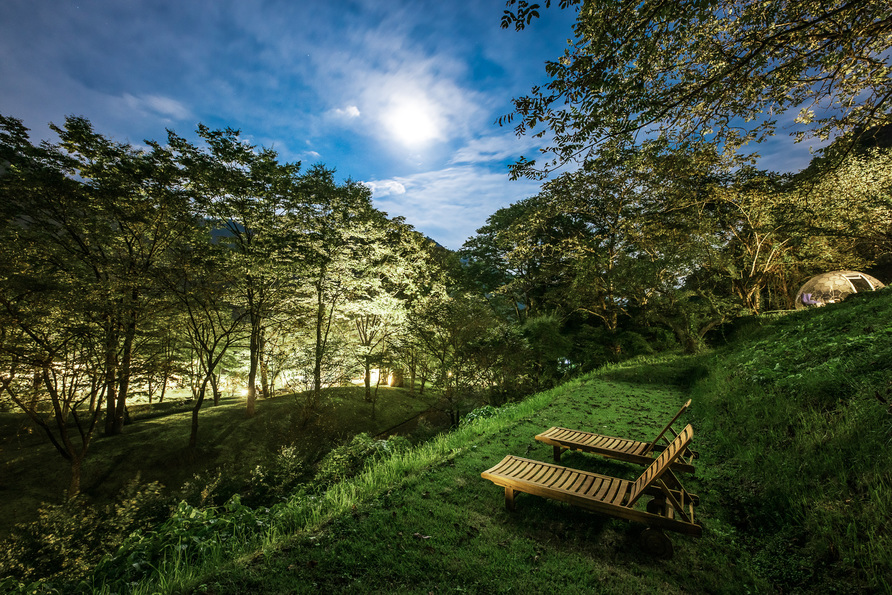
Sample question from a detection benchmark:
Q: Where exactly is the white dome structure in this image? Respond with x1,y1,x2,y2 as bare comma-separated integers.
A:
794,270,885,310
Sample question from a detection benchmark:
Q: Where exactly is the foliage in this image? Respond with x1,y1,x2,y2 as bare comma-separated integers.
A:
502,0,892,177
92,494,272,590
0,479,169,585
314,433,411,489
244,445,310,506
459,403,505,426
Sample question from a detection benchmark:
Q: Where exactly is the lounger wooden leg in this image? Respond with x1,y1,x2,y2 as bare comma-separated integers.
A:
553,446,562,462
646,497,666,515
505,487,516,511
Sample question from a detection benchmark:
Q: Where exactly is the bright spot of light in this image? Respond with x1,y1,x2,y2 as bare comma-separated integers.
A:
382,95,443,148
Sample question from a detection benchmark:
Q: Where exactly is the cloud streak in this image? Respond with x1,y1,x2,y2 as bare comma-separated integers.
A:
366,165,541,249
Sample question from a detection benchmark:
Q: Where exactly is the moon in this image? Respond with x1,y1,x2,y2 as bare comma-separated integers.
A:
382,95,443,148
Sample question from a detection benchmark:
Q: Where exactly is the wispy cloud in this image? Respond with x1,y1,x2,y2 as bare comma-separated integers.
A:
450,132,544,164
333,105,361,119
122,93,192,122
362,179,406,196
366,165,540,249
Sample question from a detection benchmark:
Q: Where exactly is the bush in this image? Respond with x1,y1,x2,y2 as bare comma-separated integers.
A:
243,444,310,506
93,494,272,590
314,433,411,489
0,479,169,585
460,404,501,426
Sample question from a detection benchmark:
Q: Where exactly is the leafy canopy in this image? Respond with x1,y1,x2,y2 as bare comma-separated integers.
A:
502,0,892,178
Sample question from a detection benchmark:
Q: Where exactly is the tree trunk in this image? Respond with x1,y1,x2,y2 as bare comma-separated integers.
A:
259,326,270,400
68,457,82,499
313,281,325,408
364,355,372,402
114,318,137,432
210,372,220,406
189,380,208,448
103,315,120,435
246,286,261,417
247,319,260,417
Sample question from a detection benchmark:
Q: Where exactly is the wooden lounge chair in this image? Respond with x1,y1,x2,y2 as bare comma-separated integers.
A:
535,399,698,474
481,424,700,557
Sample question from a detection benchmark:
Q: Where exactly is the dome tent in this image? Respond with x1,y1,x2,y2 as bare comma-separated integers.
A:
794,270,885,310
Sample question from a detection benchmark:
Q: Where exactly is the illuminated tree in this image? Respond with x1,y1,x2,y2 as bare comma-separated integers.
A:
0,115,192,436
164,126,303,416
163,227,249,448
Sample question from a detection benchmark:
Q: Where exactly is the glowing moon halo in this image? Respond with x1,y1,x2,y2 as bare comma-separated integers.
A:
382,96,442,148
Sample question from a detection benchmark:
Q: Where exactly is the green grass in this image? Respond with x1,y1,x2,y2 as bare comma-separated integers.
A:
0,385,441,539
688,290,892,592
5,290,892,593
79,367,763,594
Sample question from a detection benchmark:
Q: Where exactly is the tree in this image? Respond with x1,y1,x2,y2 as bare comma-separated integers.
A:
0,115,192,436
461,194,581,322
408,293,509,426
502,0,892,177
165,126,303,417
294,166,389,410
0,308,107,497
163,227,249,448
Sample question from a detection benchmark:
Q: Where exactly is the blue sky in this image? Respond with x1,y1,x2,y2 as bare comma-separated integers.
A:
1,0,819,249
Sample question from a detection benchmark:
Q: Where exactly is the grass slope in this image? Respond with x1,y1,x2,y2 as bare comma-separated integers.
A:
0,386,439,539
131,368,764,594
689,290,892,592
177,290,892,594
8,289,891,594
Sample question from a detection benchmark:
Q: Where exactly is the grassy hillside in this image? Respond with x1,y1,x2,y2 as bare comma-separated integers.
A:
3,289,891,593
688,289,892,591
0,386,441,539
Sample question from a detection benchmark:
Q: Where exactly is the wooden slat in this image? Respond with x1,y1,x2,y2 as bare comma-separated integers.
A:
628,425,693,505
535,416,696,475
481,454,702,537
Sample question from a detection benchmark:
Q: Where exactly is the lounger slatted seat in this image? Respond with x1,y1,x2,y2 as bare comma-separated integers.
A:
482,424,701,556
535,399,698,473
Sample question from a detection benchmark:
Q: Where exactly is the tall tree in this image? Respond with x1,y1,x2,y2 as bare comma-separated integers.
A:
163,228,249,448
0,115,191,436
295,166,389,409
165,126,303,417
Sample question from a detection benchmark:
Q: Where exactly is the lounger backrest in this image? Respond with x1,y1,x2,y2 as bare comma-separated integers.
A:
642,399,691,454
627,424,693,506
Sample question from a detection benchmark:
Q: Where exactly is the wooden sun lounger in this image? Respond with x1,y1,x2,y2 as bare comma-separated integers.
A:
481,424,701,557
535,399,698,473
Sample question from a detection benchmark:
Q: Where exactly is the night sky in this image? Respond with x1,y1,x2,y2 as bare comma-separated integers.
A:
1,0,819,248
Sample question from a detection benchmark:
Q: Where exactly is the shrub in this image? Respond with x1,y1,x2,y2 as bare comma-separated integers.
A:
92,494,271,590
243,444,310,506
0,479,169,585
460,404,501,426
314,433,410,489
